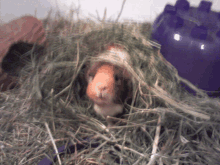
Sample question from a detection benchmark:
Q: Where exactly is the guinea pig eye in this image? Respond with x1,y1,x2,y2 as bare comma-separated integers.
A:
115,75,122,85
114,74,119,81
88,71,95,78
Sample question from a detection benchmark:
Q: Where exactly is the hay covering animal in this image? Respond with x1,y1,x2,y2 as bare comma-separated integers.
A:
86,46,132,125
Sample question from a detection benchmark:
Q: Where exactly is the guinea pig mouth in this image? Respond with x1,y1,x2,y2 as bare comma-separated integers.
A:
92,97,111,105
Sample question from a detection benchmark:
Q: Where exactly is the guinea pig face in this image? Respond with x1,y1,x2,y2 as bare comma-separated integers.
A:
86,63,123,105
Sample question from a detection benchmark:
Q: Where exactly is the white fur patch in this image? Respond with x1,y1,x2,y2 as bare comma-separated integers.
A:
94,103,123,118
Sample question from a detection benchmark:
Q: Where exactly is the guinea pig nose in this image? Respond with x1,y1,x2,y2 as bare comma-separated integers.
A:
94,84,106,97
96,82,107,90
100,86,107,91
98,86,107,95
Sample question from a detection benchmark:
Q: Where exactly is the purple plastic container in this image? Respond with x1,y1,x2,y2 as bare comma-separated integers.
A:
152,0,220,96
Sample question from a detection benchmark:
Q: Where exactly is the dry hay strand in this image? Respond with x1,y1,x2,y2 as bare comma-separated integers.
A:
0,13,220,165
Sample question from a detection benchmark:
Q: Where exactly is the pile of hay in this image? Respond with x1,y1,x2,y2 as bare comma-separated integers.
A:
1,11,220,165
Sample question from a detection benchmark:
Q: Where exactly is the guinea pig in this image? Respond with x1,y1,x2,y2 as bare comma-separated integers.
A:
86,46,132,125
